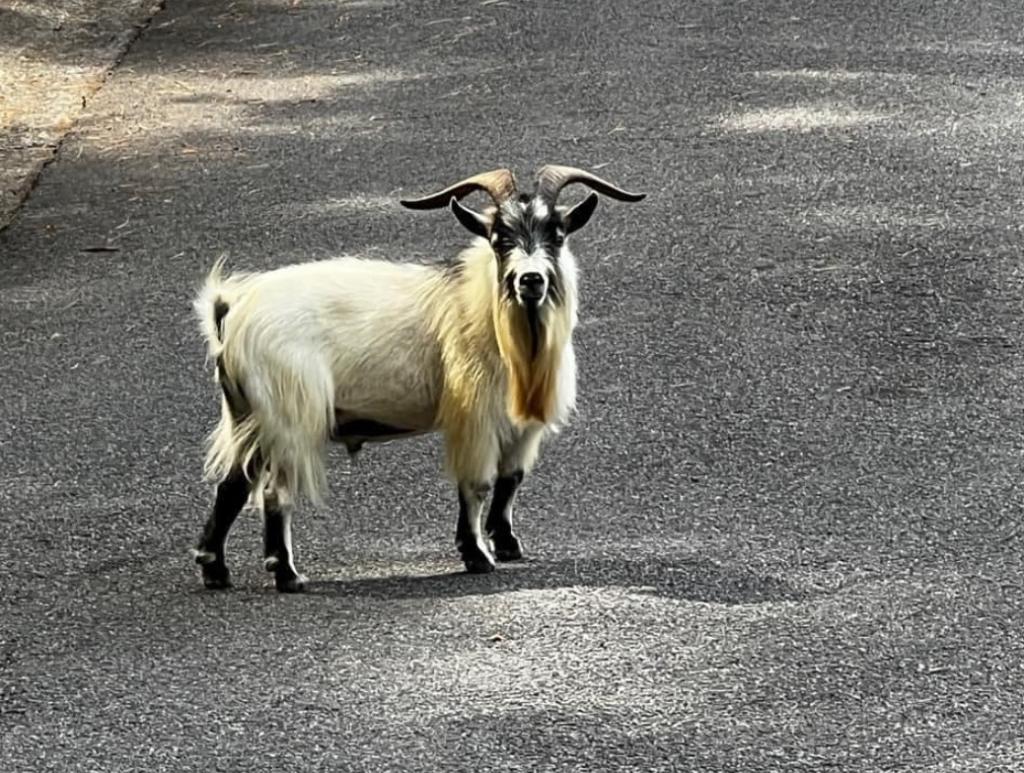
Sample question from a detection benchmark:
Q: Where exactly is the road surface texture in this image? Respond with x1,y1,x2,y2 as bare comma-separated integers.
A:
2,1,1023,771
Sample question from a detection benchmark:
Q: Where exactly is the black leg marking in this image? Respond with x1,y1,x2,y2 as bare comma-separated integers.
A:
456,484,495,574
193,466,251,589
485,470,524,562
263,498,306,593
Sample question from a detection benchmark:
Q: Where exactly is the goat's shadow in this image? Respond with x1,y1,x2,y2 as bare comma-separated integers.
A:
304,554,813,606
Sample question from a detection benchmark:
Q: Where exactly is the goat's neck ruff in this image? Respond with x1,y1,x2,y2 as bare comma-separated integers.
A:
431,240,575,428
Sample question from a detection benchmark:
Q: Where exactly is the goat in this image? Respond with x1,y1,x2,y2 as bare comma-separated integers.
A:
190,164,645,591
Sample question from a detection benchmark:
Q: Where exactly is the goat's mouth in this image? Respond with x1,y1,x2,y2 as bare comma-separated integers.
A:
517,290,546,308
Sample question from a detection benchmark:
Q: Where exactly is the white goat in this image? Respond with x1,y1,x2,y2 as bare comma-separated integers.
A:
191,165,645,591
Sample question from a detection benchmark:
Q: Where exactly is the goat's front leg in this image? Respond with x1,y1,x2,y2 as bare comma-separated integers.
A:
445,416,500,573
456,481,495,573
486,426,544,562
262,490,307,593
486,472,525,561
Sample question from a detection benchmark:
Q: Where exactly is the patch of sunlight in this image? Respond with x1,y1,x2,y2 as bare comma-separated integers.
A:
155,69,418,104
78,68,421,148
752,68,913,82
719,105,891,133
922,39,1024,57
806,203,952,229
4,0,60,23
275,194,399,216
967,89,1024,131
923,740,1024,773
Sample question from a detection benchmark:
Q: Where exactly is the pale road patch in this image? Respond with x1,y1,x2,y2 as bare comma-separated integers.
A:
71,68,422,155
751,68,919,82
0,0,164,231
147,69,418,107
804,203,955,230
719,105,892,133
317,577,995,747
272,194,400,217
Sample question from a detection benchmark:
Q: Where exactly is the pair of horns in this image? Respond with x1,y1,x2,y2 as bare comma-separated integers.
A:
399,165,646,210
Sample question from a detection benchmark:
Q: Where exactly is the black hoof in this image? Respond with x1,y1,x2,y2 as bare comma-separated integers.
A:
201,561,232,590
492,535,523,562
461,549,496,574
275,572,308,593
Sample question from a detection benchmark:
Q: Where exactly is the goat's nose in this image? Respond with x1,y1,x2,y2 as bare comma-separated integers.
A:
518,272,545,299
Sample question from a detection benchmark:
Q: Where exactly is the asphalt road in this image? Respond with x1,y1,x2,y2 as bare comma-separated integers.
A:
2,1,1023,771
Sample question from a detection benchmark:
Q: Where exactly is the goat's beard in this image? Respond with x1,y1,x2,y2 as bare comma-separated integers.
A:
501,290,547,361
523,298,542,360
495,293,568,426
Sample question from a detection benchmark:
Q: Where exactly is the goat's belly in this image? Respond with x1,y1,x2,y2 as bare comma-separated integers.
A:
331,365,439,432
330,414,428,454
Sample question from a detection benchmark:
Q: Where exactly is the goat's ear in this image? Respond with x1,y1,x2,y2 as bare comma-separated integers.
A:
450,198,491,238
563,192,599,234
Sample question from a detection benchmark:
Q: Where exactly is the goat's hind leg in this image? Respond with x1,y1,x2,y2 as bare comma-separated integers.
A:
262,488,307,593
193,466,251,589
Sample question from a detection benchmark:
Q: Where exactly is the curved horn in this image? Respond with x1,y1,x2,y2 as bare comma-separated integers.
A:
535,164,646,204
399,168,518,210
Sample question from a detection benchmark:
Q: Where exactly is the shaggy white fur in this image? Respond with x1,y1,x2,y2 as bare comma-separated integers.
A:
194,240,578,507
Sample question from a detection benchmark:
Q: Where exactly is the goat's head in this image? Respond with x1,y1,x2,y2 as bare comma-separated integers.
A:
401,165,646,310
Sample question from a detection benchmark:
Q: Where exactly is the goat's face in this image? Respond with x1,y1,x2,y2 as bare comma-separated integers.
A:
485,194,594,309
446,192,598,309
400,166,644,309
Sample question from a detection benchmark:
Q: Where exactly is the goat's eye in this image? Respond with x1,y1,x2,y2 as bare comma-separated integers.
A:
552,232,564,248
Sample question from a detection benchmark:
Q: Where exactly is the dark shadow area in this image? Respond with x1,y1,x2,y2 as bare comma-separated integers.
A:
407,691,1024,773
47,0,1017,83
305,554,811,605
404,708,739,773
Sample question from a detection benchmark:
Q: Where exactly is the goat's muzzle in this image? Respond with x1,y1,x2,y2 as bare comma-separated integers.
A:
517,272,546,303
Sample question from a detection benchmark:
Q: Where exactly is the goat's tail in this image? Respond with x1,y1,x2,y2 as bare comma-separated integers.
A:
194,255,233,360
194,258,333,508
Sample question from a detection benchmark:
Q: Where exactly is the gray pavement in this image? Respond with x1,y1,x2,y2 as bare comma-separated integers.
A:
2,1,1024,771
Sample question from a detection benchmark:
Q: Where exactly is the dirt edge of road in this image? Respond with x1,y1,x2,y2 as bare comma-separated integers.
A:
0,0,165,232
